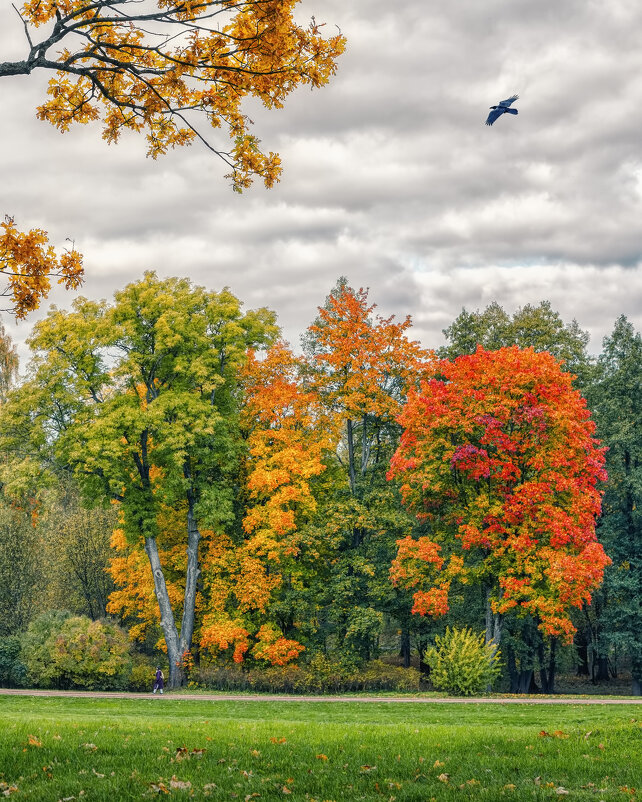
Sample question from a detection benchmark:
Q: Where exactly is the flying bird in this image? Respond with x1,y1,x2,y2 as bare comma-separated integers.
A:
485,94,519,126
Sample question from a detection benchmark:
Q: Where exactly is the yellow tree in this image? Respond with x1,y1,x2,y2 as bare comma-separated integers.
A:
2,0,345,191
199,343,330,665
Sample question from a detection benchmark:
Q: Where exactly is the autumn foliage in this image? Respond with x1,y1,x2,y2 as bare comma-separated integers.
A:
389,346,610,641
0,216,83,318
7,0,345,190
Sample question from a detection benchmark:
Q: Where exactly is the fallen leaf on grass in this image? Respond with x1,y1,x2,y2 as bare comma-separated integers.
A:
433,760,445,768
91,769,105,778
148,782,169,794
437,774,449,784
316,754,328,761
360,766,377,773
270,737,287,744
81,743,97,751
169,776,192,791
282,787,291,795
555,789,569,796
0,782,19,797
503,784,516,791
27,735,42,747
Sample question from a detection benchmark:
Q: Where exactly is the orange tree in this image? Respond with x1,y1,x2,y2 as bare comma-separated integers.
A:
198,342,328,665
294,280,433,661
389,346,610,652
1,0,345,191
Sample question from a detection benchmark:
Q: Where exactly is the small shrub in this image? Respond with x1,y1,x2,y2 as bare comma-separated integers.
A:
128,657,158,692
425,627,501,696
0,636,27,688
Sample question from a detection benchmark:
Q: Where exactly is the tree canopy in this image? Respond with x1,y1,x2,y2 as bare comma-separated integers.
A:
2,0,345,191
389,346,609,644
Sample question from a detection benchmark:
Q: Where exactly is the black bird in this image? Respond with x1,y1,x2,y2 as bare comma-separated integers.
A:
485,94,519,126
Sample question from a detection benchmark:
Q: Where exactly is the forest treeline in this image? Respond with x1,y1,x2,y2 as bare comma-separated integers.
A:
0,273,640,695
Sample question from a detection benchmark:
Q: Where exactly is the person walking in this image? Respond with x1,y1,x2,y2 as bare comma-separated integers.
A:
153,667,164,694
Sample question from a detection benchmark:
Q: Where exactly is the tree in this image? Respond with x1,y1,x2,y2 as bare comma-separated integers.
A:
0,272,278,686
440,301,592,387
39,489,117,620
0,216,83,318
389,346,610,655
588,316,642,693
298,280,433,661
1,0,345,192
0,321,18,401
198,342,329,664
0,506,42,637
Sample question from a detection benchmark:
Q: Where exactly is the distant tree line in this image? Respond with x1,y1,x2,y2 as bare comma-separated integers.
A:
0,277,640,694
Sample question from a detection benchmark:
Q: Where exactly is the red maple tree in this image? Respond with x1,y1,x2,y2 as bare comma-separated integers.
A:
388,345,610,643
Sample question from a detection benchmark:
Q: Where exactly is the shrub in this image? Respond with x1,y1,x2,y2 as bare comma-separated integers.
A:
128,656,159,692
191,656,421,694
21,611,132,690
425,627,501,696
0,636,27,688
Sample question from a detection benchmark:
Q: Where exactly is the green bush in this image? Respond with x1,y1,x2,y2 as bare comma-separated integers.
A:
128,656,160,692
190,656,421,694
21,611,132,690
425,627,501,696
0,636,27,688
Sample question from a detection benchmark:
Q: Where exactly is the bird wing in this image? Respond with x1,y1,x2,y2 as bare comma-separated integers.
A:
498,94,519,107
485,108,503,125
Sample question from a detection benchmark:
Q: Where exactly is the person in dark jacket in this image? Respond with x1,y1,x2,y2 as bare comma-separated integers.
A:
153,667,164,694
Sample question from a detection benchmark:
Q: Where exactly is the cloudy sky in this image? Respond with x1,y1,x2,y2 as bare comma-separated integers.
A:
2,0,642,367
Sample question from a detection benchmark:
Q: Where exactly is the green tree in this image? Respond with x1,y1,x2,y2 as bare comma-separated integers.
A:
440,301,592,387
38,487,117,620
0,272,277,686
0,322,18,402
0,507,41,637
589,316,642,694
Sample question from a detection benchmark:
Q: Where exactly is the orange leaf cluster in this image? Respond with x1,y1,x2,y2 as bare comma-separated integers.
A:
308,286,433,424
19,0,346,190
0,216,83,318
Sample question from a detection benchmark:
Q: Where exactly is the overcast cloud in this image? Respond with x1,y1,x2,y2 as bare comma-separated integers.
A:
2,0,642,366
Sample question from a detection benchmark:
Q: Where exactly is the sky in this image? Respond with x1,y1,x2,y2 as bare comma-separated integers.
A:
2,0,642,368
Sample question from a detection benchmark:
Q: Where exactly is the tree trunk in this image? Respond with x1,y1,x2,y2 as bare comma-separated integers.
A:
399,627,411,669
631,657,642,696
346,418,356,495
547,638,557,694
484,586,502,652
592,653,610,682
144,536,182,688
179,493,201,658
575,628,590,676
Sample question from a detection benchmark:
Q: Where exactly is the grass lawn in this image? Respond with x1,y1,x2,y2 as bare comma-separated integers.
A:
0,695,640,800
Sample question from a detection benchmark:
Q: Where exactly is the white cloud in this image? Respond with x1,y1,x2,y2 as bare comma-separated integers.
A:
2,0,642,370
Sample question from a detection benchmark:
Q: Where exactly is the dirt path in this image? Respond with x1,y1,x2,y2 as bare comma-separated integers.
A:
1,688,640,704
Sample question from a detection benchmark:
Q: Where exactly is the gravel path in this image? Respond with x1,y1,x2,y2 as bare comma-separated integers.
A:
1,688,641,704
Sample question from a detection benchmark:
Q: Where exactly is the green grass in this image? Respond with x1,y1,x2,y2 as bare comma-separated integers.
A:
0,696,640,800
